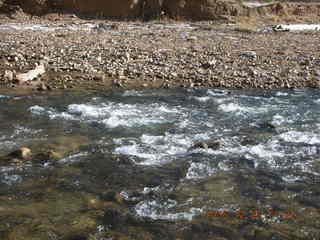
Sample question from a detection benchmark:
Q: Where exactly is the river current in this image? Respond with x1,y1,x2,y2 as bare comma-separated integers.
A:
1,88,320,239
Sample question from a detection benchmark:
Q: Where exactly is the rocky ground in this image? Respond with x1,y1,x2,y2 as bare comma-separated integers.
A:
0,15,319,93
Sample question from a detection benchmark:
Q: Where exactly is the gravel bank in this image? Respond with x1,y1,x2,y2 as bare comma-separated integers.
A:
0,19,319,92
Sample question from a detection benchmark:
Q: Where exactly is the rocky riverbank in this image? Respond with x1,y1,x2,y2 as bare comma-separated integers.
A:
0,18,319,92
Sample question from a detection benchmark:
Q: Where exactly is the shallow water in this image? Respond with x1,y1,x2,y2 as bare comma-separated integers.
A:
1,88,320,239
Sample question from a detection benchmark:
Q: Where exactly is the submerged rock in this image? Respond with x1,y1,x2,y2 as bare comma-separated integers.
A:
255,121,277,130
189,140,222,151
30,135,89,157
33,150,62,163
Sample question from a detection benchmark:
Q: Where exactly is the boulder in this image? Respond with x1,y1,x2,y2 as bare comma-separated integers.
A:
15,63,46,85
7,147,32,160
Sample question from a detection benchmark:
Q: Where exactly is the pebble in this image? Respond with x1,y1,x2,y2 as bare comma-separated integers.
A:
0,21,318,90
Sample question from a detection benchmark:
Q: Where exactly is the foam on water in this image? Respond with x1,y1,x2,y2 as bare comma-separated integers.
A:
13,125,42,136
207,89,229,96
185,162,217,179
113,133,191,165
113,131,215,165
122,90,144,97
192,96,211,102
1,173,22,185
279,131,320,144
219,103,243,113
275,92,289,97
29,105,75,120
134,199,202,220
271,114,288,126
0,95,10,99
30,101,181,128
218,102,265,115
0,166,18,173
248,144,284,159
58,152,89,165
68,104,109,118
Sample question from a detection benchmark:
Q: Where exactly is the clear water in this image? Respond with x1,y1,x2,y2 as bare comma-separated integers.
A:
1,88,320,239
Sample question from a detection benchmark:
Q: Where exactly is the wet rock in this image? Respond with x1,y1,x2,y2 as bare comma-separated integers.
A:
190,140,222,151
7,147,32,160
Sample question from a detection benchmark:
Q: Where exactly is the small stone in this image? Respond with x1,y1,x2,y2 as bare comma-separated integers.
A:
46,85,53,91
187,36,198,41
125,52,130,61
4,70,14,81
240,51,257,59
272,25,289,32
37,82,47,91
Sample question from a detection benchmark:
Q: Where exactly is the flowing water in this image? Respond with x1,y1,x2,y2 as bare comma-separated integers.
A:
1,88,320,240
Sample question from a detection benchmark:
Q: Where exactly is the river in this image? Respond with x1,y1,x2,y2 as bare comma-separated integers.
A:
1,88,320,239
